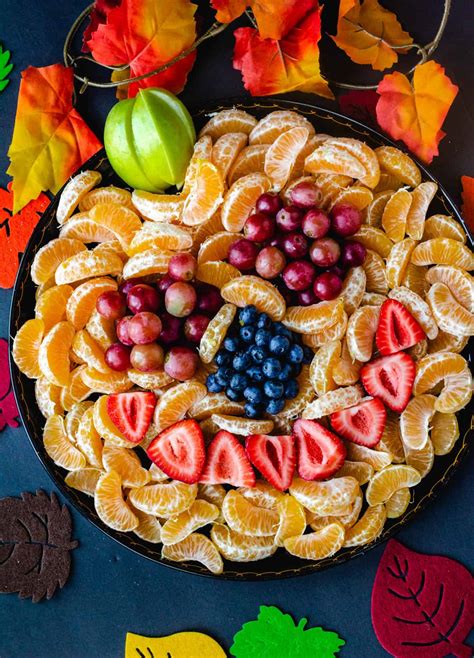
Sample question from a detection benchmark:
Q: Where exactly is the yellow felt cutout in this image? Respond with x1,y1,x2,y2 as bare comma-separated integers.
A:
125,631,227,658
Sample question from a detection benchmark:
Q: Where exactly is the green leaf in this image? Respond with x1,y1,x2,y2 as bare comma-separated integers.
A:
230,606,345,658
0,43,13,93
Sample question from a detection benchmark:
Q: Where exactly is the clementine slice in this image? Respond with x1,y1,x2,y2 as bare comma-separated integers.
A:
374,146,421,187
31,238,87,285
162,533,223,575
365,465,421,506
43,414,87,471
65,468,101,496
95,470,138,532
57,170,102,225
309,340,341,395
346,305,380,362
249,110,314,144
196,260,241,288
406,182,438,240
161,500,219,546
423,214,467,243
131,190,184,223
400,394,436,450
55,250,123,285
289,477,359,516
427,283,474,336
211,414,274,436
128,481,197,517
35,377,63,418
127,223,193,255
222,490,279,537
283,299,344,334
199,303,237,363
122,249,173,279
386,238,417,288
90,203,141,248
182,135,213,195
431,412,459,455
363,249,389,294
228,144,269,185
353,226,393,258
38,321,75,387
404,439,435,478
381,188,412,242
153,381,207,432
199,109,258,140
412,238,474,270
221,173,272,232
12,318,45,378
66,277,117,329
284,522,345,560
340,266,366,315
182,161,224,226
326,137,380,188
210,524,276,562
79,185,133,212
302,385,363,419
59,214,116,243
211,132,248,180
76,405,103,468
343,505,386,547
385,488,411,518
221,275,286,321
264,126,310,190
426,266,473,313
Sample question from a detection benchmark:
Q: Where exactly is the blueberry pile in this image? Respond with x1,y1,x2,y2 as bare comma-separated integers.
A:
206,305,313,418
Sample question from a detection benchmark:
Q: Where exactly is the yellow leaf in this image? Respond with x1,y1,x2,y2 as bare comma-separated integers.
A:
125,631,227,658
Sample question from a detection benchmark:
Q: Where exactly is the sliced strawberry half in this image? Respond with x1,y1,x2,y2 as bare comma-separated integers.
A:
361,352,415,412
107,391,156,444
330,398,387,448
245,434,295,491
147,419,205,484
200,430,255,487
376,299,425,355
293,419,346,481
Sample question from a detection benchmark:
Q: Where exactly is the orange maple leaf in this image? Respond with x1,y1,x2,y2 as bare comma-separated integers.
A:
7,64,102,213
233,4,333,98
88,0,197,98
332,0,412,71
376,61,458,164
461,176,474,235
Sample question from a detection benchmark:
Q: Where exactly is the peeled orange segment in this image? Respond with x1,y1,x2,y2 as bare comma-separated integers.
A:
423,214,467,243
31,238,87,285
426,266,474,312
308,490,362,530
283,299,343,334
305,142,366,180
149,462,169,482
400,394,436,451
65,400,93,442
210,523,276,562
60,366,92,411
93,395,131,447
59,214,115,243
330,185,373,211
182,135,214,195
435,366,472,413
404,429,434,473
407,336,427,361
222,275,286,321
127,224,193,255
43,414,87,471
385,487,411,518
249,110,314,144
95,470,138,531
221,173,272,232
128,504,163,543
128,481,197,517
326,137,380,188
79,185,133,212
198,483,226,508
211,132,248,180
335,460,374,485
314,174,353,209
413,352,467,397
340,266,366,315
363,249,388,294
82,367,133,394
428,330,469,354
346,305,380,362
196,260,241,288
361,292,387,306
374,146,421,187
189,393,244,421
161,500,219,546
35,285,74,331
199,109,258,140
431,412,459,455
389,287,438,339
406,182,438,240
66,278,117,330
386,238,417,289
303,310,348,348
332,338,362,386
86,309,116,351
182,161,224,226
93,240,128,263
364,189,394,227
76,405,103,468
377,413,405,463
290,477,359,516
72,330,110,374
346,443,392,470
128,369,174,390
289,136,322,180
55,250,123,285
309,341,341,395
191,212,225,254
65,468,101,496
102,444,150,488
89,203,141,248
412,238,474,270
279,365,315,419
153,381,207,432
197,232,237,265
343,504,386,547
381,188,411,242
228,144,269,185
38,321,75,387
56,170,102,225
162,532,223,575
353,226,393,258
366,465,421,506
122,249,173,279
264,126,310,191
284,522,345,560
211,414,274,436
222,490,279,537
131,191,184,223
12,318,45,378
238,481,284,509
302,385,363,420
35,377,63,418
402,262,429,297
427,283,474,337
199,303,236,363
375,173,403,193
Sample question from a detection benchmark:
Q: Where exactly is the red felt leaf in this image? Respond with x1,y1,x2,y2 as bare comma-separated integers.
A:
372,539,474,658
461,176,474,235
338,90,379,126
82,0,120,52
0,338,19,431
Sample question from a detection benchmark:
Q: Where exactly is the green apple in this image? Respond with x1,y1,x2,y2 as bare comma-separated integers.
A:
104,88,196,192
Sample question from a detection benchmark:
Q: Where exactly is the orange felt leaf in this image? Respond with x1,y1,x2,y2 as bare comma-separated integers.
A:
211,0,314,39
0,184,49,289
233,4,333,98
376,61,459,164
332,0,413,71
7,64,102,214
88,0,197,98
461,176,474,235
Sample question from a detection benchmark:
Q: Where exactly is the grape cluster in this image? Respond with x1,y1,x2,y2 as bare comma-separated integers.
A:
206,305,313,418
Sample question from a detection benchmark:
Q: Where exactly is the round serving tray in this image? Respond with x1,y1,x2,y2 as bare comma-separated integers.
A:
9,98,473,579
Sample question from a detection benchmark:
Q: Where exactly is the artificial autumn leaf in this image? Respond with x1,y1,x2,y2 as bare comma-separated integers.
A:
211,0,314,40
87,0,197,98
233,4,333,98
125,631,226,658
461,176,474,234
376,61,458,164
372,539,474,658
338,90,379,126
82,0,120,52
0,183,49,289
0,42,13,93
332,0,413,71
7,64,102,214
0,491,78,602
0,338,19,431
230,606,345,658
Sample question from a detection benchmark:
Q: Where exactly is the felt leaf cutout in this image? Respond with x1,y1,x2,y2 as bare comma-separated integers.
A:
87,0,197,97
0,183,49,289
0,42,13,93
332,0,413,71
211,0,314,40
7,64,102,214
233,5,333,98
461,176,474,235
372,539,474,658
0,491,78,602
376,61,459,164
82,0,120,52
0,338,19,431
125,631,227,658
338,90,379,126
230,605,345,658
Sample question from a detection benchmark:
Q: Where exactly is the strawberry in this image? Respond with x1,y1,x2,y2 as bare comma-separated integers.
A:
245,434,295,491
293,419,346,481
107,391,156,444
200,430,255,487
147,419,205,484
376,299,425,355
330,398,387,447
360,352,415,412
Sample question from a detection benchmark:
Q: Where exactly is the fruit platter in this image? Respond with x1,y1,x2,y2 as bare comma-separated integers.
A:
10,98,473,579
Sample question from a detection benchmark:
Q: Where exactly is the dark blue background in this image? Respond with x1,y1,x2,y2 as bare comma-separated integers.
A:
0,2,472,656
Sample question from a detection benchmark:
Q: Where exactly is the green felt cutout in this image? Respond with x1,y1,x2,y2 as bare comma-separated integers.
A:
230,605,345,658
0,42,13,93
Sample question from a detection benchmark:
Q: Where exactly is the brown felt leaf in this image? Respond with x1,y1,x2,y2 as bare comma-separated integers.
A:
0,490,78,602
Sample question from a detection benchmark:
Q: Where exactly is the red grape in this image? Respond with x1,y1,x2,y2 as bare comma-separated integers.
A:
289,181,323,208
276,205,303,232
119,277,146,296
164,346,198,381
168,252,197,281
309,238,341,267
243,213,275,242
282,260,317,291
131,343,165,372
327,265,346,278
330,203,362,237
255,246,286,279
184,314,210,343
105,343,131,371
227,238,258,270
255,192,283,216
340,240,367,268
157,273,175,294
116,315,134,346
128,312,162,344
282,232,309,259
313,272,343,300
96,290,126,320
127,284,161,314
159,312,182,345
196,284,222,315
302,209,330,239
165,282,197,317
297,288,318,306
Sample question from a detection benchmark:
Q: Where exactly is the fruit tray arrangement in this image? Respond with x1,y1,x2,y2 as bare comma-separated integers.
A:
12,107,474,576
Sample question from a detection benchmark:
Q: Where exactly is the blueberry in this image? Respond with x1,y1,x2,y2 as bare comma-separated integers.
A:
230,374,248,391
277,363,293,382
226,387,242,402
244,385,263,404
269,335,290,356
215,350,231,367
245,402,262,419
264,381,284,399
216,366,233,386
273,322,293,340
248,366,264,383
223,336,240,352
288,344,304,364
302,345,314,364
262,357,282,379
255,328,271,348
239,305,258,325
206,374,223,393
233,352,252,371
240,325,255,343
256,313,271,329
266,398,285,414
291,363,302,378
250,345,267,363
284,379,299,399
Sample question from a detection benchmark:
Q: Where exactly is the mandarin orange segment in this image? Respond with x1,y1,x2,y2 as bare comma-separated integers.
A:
427,283,474,337
386,238,417,289
199,303,237,363
199,109,258,140
435,366,472,413
43,414,87,471
289,477,359,516
364,189,394,227
309,341,341,395
221,275,286,321
35,285,74,331
428,330,469,354
132,190,184,223
211,132,248,180
153,381,207,432
332,337,362,386
303,311,348,348
406,182,438,240
413,352,467,396
389,287,438,339
404,437,435,478
346,305,380,362
60,366,92,411
400,394,436,450
128,481,197,517
363,249,389,294
102,443,151,488
182,135,213,195
196,260,241,289
402,263,429,297
182,161,224,226
264,126,310,191
343,504,386,547
95,470,139,532
222,490,279,537
238,481,283,510
38,321,75,387
197,231,238,265
249,110,314,145
72,329,110,374
340,266,366,315
374,173,403,193
127,223,193,255
57,170,102,225
86,309,116,351
330,185,373,211
76,405,103,468
89,203,141,247
302,385,363,419
309,491,363,530
35,377,63,418
12,318,45,378
385,487,411,518
278,364,315,419
283,299,343,334
366,465,421,506
82,367,133,394
161,500,219,546
284,522,345,560
326,137,380,188
129,505,163,544
424,214,467,243
431,412,459,455
377,412,405,463
221,173,272,232
210,523,276,562
361,292,387,306
315,174,353,209
346,443,392,470
79,185,133,212
55,250,123,285
161,533,223,575
191,212,225,254
426,266,474,313
381,188,412,242
353,226,393,258
412,238,474,270
122,249,173,279
374,146,421,187
60,214,116,243
66,278,117,329
211,414,274,436
228,144,269,185
31,238,87,285
65,468,101,497
335,460,374,485
127,369,174,390
305,142,366,180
